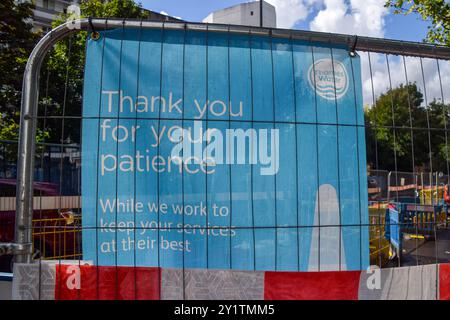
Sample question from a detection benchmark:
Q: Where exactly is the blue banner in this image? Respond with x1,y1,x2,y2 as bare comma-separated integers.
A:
386,205,401,250
82,27,369,271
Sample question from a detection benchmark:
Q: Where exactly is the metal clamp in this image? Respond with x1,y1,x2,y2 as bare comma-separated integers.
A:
349,35,358,57
89,17,100,41
0,243,32,257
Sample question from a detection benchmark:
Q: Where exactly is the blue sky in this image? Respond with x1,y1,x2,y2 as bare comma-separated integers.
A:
139,0,430,42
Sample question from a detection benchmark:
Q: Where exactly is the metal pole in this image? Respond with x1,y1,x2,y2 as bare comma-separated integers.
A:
387,171,392,203
260,0,263,27
14,21,86,263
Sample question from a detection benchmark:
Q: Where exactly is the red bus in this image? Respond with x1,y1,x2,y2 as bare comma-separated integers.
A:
0,179,81,272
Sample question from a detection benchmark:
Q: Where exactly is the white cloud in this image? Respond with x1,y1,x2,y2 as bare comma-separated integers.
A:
303,0,448,106
266,0,315,28
260,0,448,106
309,0,388,37
260,0,449,107
360,53,450,106
265,0,387,36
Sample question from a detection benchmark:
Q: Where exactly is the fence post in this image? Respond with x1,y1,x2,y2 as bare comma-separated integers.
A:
14,20,87,263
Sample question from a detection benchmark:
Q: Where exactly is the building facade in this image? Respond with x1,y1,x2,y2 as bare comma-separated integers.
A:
32,0,74,32
26,1,182,32
202,0,276,28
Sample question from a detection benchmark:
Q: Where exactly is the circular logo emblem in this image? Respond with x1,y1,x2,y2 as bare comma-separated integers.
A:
308,59,349,100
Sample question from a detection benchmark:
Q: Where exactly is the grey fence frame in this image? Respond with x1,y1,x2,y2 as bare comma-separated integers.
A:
2,18,450,264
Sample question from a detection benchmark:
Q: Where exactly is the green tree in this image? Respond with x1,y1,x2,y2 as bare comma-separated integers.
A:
0,0,150,169
0,0,40,120
0,117,49,164
427,100,450,171
0,0,44,166
365,83,450,172
385,0,450,45
385,0,450,174
41,0,150,144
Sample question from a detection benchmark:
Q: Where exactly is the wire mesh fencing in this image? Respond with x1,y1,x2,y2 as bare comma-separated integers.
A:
3,19,450,300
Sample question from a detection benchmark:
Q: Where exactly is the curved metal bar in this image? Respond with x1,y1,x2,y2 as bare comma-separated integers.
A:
0,243,30,257
85,18,450,59
15,20,90,263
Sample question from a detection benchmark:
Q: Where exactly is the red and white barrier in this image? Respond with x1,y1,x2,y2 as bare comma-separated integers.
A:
11,262,450,300
439,264,450,300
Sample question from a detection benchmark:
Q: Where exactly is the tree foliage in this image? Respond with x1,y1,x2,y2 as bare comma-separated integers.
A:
385,0,450,45
41,0,150,144
0,0,149,144
0,0,150,166
0,0,46,164
0,0,40,120
365,83,450,173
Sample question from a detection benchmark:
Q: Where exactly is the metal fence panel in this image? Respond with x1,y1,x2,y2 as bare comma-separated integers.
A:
2,19,450,299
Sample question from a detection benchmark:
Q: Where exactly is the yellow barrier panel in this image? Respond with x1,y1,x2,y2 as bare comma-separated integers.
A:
420,186,444,205
31,215,81,260
369,205,390,267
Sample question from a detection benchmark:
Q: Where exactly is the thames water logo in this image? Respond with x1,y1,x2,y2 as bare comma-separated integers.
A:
308,59,349,100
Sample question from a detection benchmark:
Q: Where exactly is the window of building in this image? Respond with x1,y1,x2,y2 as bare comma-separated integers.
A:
43,0,55,11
